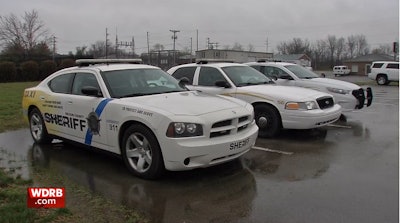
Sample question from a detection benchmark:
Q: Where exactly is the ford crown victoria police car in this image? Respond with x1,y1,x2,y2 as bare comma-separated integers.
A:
167,61,342,138
246,61,373,112
22,59,258,179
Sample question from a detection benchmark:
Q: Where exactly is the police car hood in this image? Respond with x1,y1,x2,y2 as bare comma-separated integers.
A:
306,78,360,90
240,85,330,101
119,91,248,115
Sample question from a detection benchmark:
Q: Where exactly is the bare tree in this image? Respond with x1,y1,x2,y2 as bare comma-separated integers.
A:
371,44,391,55
326,35,337,67
311,40,328,69
231,42,244,51
277,38,311,55
88,41,107,58
0,10,49,56
335,37,346,63
347,35,357,58
355,34,369,56
152,43,165,51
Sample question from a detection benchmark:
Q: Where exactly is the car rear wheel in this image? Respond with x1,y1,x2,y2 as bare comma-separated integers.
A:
29,108,52,144
121,124,165,179
376,74,388,85
254,104,281,138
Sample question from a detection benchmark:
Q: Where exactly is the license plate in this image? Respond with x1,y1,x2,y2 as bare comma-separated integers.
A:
229,138,250,150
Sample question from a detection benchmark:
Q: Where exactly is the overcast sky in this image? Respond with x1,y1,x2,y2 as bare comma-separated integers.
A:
1,0,399,54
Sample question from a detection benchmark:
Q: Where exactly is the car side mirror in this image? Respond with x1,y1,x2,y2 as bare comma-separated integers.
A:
215,80,231,88
178,77,190,88
81,86,101,97
270,75,278,81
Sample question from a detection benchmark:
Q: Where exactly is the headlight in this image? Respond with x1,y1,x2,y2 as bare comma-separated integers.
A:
285,101,318,110
327,87,351,95
166,122,203,137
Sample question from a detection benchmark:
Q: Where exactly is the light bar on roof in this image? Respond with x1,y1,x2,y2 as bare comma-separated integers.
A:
76,59,143,66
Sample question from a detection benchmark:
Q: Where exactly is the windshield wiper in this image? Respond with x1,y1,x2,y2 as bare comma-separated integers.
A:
119,93,147,98
238,81,271,87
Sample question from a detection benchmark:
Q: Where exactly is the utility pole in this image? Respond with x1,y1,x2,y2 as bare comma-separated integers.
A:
105,28,109,58
52,35,56,62
265,38,269,53
147,32,150,64
170,29,180,65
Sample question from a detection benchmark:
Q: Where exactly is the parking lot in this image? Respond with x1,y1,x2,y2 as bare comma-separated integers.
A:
0,81,398,222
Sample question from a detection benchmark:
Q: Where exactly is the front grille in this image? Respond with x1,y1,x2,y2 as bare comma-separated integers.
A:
317,96,334,110
352,88,365,109
210,115,251,138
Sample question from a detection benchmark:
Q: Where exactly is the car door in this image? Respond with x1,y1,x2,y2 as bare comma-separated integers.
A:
63,72,109,147
191,66,236,96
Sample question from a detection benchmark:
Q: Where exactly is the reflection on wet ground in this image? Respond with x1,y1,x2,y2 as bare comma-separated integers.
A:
0,86,398,223
30,142,256,222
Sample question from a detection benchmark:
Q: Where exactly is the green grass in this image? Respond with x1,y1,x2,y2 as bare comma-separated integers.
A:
0,82,38,133
0,167,72,223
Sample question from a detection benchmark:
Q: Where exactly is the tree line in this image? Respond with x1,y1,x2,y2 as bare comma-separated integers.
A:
276,35,393,69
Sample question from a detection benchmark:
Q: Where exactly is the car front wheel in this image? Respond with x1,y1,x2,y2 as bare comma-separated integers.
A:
254,104,281,138
29,108,52,144
376,74,388,85
121,124,165,179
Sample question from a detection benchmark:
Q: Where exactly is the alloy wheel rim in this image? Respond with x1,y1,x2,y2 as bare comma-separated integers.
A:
125,133,152,173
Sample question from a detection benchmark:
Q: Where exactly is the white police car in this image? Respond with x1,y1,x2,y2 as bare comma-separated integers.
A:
22,59,258,179
167,60,342,138
246,61,373,112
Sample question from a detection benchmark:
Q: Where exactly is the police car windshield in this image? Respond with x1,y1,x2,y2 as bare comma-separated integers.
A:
222,66,273,87
284,65,319,79
102,68,186,98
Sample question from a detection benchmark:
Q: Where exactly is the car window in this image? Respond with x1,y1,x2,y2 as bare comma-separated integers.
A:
284,64,319,79
72,73,101,95
102,68,186,98
386,63,399,69
171,67,196,83
48,73,74,94
372,63,384,68
222,66,272,86
264,66,289,78
198,67,226,86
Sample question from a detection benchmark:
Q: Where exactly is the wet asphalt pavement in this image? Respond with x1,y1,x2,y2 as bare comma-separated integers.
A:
0,82,398,223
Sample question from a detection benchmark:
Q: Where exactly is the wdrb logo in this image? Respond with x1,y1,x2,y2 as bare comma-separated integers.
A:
27,187,65,208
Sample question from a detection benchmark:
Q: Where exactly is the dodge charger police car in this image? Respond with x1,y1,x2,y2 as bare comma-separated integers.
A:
22,59,258,179
167,61,342,138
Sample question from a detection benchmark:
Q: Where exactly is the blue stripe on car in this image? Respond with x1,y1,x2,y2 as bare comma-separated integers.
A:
84,98,113,145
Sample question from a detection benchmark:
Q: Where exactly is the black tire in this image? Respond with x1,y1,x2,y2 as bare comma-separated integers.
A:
254,104,281,138
29,108,52,144
121,124,165,179
376,74,388,85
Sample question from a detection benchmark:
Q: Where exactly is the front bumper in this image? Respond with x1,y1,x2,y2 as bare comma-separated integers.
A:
281,104,342,129
160,122,258,171
335,87,373,111
353,87,373,109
